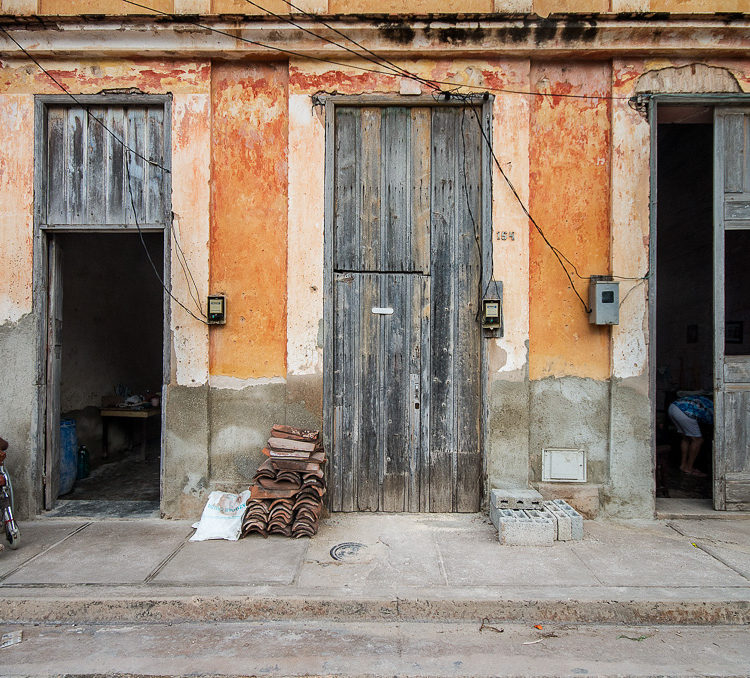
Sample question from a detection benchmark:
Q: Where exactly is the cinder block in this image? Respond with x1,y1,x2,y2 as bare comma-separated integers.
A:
491,488,544,510
497,508,555,546
544,499,584,541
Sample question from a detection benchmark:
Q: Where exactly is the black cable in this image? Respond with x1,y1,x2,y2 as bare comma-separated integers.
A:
0,26,171,175
273,0,442,92
459,106,486,322
117,1,628,101
121,0,407,78
243,0,438,89
0,25,210,323
170,212,206,317
125,150,209,325
454,95,592,314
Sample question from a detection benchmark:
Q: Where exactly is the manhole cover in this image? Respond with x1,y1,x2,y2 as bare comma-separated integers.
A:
330,542,367,561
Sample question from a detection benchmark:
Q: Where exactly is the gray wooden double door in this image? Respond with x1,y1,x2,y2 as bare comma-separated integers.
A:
329,105,483,512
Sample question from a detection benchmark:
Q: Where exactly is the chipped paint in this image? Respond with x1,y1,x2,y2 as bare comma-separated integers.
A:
209,62,288,380
0,59,212,96
287,86,325,376
489,58,531,378
172,91,211,387
0,94,34,324
611,59,651,381
528,62,611,382
209,375,287,390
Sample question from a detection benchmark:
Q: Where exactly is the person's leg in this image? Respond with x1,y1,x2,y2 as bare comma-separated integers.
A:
680,436,690,473
684,436,705,476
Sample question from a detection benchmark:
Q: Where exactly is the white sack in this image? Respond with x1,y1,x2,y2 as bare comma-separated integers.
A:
189,490,251,542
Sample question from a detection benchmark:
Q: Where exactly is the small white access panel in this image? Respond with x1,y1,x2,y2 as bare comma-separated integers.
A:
542,448,587,483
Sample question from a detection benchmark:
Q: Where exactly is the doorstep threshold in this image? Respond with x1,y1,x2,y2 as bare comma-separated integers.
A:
656,497,750,520
43,499,160,519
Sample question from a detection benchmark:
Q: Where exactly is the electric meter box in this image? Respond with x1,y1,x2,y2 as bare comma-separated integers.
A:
207,295,226,325
588,277,619,325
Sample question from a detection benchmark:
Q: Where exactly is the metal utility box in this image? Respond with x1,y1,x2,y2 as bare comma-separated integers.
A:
542,448,587,483
588,276,619,325
207,295,227,324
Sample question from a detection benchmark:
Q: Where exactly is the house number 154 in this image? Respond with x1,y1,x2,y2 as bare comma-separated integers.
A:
496,231,515,241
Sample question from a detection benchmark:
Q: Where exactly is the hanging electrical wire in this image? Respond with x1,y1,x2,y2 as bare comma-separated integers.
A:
124,151,210,325
1,3,648,317
118,1,628,101
0,26,209,323
242,0,441,90
0,26,170,174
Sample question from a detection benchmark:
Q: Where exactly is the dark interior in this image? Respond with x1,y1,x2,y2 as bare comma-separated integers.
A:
655,120,714,499
58,233,163,502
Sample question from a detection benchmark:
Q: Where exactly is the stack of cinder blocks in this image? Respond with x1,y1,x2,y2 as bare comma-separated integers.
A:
489,489,583,546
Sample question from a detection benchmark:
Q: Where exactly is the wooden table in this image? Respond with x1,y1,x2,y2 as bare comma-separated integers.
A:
100,407,160,461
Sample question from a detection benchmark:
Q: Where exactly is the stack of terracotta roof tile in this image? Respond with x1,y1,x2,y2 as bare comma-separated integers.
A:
241,424,326,539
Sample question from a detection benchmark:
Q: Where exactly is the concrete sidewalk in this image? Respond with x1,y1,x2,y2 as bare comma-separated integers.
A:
1,512,749,625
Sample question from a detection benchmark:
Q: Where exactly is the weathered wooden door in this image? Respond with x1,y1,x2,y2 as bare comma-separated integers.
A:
44,237,63,509
38,98,169,507
329,104,482,512
714,107,750,510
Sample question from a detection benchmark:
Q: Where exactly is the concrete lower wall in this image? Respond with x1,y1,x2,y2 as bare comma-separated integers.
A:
0,313,40,519
485,373,652,519
0,318,653,521
161,378,324,518
605,374,653,519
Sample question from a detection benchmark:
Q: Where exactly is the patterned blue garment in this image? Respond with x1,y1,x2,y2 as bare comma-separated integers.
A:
675,395,714,426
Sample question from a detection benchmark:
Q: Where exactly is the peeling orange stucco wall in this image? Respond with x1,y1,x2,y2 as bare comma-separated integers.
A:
209,61,288,379
0,58,212,386
528,61,611,381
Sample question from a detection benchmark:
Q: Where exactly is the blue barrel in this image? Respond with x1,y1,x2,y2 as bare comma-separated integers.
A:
59,419,78,496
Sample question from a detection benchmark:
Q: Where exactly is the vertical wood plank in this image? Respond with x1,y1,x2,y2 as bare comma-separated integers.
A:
382,273,408,512
46,108,67,225
333,272,358,512
334,107,359,271
67,107,86,224
358,273,381,511
45,236,63,508
411,107,431,274
86,107,107,224
382,107,410,271
146,107,165,224
126,108,146,224
106,107,126,225
429,106,457,512
724,113,744,194
360,108,382,270
455,107,483,512
417,275,431,512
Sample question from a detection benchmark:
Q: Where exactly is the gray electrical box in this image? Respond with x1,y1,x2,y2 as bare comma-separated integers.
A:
588,276,619,325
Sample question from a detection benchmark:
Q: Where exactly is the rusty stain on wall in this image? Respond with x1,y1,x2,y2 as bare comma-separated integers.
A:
529,61,611,381
209,61,288,379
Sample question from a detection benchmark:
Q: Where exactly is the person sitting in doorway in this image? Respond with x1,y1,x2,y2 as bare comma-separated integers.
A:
667,394,714,478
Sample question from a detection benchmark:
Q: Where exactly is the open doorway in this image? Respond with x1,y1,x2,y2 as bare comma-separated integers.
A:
50,232,164,514
655,107,714,501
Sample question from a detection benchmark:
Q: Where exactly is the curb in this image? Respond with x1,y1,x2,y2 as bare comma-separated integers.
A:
2,594,749,625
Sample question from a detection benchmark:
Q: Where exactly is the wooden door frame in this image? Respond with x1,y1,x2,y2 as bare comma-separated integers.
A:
32,94,172,511
647,93,750,511
322,94,494,510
